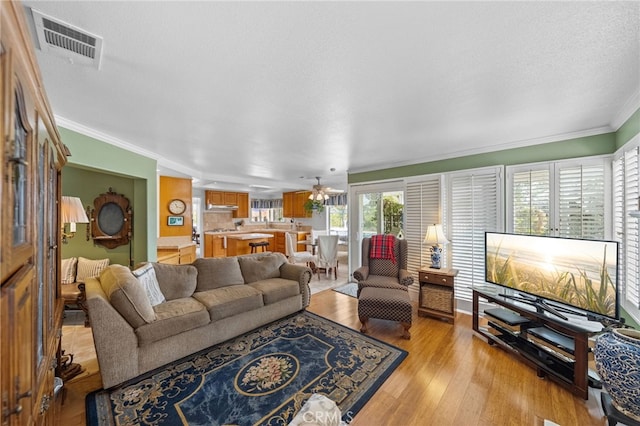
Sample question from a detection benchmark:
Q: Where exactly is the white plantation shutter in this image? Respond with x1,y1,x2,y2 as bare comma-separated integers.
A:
616,146,640,311
405,177,441,284
508,157,607,239
446,167,503,303
557,162,606,239
510,167,551,235
613,156,626,306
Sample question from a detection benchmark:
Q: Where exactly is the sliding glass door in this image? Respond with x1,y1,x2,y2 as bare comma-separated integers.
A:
348,181,405,274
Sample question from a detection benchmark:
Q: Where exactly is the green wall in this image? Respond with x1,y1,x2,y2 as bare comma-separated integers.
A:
616,108,640,148
62,167,136,266
59,127,158,262
347,108,640,328
349,132,616,184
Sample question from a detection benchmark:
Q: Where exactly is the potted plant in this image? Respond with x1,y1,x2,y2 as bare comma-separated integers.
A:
303,199,325,213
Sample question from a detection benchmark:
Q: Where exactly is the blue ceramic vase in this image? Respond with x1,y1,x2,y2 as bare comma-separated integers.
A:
594,328,640,421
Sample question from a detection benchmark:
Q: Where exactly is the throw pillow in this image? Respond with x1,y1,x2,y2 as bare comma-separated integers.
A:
238,254,283,283
193,257,245,291
61,257,78,284
132,263,165,306
76,257,110,283
99,265,156,327
151,262,198,300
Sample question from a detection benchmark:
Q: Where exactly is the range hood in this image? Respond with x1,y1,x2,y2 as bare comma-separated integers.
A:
206,204,238,211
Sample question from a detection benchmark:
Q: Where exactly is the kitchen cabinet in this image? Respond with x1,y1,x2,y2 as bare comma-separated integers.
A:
205,190,249,218
206,190,223,206
235,192,249,218
1,3,66,423
283,192,294,218
265,232,286,254
157,244,196,265
204,233,227,258
283,191,312,218
224,192,237,205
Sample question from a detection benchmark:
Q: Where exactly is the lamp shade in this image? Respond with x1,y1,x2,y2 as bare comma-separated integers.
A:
308,191,329,201
61,196,89,224
423,224,449,245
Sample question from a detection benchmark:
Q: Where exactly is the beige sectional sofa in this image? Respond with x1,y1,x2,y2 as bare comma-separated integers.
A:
85,252,312,388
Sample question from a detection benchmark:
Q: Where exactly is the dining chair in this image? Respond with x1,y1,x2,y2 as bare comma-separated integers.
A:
317,235,339,279
285,232,317,269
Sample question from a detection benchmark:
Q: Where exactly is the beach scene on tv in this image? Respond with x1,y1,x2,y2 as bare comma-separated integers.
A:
485,233,618,318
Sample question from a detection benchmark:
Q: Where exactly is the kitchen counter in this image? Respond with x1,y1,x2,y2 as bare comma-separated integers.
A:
226,233,274,240
157,237,197,264
203,229,310,258
157,236,196,250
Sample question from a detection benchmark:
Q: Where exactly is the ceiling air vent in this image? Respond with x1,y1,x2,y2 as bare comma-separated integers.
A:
31,9,103,69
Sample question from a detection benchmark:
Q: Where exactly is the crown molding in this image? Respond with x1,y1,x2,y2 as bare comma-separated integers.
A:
347,126,613,175
55,116,163,161
611,90,640,131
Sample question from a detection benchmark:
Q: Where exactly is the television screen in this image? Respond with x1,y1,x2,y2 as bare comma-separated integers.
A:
485,232,619,320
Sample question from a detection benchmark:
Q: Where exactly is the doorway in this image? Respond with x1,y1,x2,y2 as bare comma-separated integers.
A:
348,181,405,274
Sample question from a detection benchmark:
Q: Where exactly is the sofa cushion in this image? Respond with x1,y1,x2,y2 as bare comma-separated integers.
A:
132,263,165,306
76,257,110,283
61,257,78,284
238,254,285,283
152,262,198,300
193,257,245,291
193,285,264,321
248,278,300,305
135,298,210,345
99,264,156,327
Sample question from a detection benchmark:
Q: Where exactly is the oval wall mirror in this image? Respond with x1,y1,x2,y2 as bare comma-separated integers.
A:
88,188,132,249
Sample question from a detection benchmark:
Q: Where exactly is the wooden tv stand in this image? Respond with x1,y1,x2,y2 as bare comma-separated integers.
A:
472,288,596,400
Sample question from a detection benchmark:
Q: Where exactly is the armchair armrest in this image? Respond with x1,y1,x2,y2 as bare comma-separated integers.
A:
279,263,313,307
353,266,369,282
399,269,414,287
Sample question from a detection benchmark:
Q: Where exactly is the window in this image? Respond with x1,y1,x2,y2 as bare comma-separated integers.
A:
250,199,283,222
405,176,442,283
328,205,348,245
507,157,609,239
613,141,640,323
445,167,503,304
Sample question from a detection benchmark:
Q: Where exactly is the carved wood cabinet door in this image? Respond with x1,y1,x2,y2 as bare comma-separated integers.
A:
1,3,66,425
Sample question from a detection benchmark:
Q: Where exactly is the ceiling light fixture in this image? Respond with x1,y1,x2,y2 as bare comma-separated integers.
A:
308,177,330,201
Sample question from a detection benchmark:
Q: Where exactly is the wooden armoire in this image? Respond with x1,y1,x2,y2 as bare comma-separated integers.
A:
1,2,67,424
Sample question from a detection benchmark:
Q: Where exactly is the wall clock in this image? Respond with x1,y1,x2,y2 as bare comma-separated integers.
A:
168,198,186,215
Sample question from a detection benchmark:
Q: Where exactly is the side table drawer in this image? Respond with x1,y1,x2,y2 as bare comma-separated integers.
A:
419,271,454,287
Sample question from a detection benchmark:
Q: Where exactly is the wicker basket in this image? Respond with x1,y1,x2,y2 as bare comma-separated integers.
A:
421,284,453,313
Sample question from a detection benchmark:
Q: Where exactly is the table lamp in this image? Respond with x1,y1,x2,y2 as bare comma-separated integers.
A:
424,224,448,269
61,196,89,243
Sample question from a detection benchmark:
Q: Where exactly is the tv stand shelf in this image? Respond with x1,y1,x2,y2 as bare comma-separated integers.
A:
472,288,592,399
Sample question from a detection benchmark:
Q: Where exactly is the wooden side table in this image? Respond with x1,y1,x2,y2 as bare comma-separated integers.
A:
418,267,459,323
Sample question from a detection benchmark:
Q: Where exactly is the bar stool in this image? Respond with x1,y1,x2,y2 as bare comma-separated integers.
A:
249,241,269,253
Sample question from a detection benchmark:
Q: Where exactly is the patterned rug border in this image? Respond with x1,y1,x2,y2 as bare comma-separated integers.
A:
86,310,407,425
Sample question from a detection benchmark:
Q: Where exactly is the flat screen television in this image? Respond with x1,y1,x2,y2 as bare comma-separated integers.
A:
484,232,619,321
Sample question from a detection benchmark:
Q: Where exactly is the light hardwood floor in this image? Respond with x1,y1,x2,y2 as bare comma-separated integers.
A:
58,282,608,426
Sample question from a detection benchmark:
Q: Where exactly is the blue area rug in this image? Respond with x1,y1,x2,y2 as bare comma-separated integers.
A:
86,311,406,425
333,283,358,298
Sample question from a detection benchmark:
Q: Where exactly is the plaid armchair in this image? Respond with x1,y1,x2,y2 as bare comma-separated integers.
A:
353,236,413,297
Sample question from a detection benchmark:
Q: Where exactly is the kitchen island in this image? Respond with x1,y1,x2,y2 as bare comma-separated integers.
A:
226,233,274,256
203,229,309,258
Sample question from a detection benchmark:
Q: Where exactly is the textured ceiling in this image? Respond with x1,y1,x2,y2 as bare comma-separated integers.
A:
21,1,640,195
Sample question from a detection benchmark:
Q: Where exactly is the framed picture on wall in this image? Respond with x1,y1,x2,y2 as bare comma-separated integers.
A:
168,216,184,226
